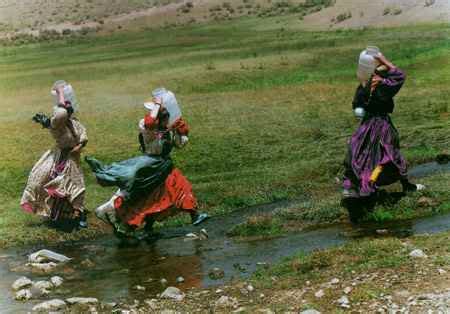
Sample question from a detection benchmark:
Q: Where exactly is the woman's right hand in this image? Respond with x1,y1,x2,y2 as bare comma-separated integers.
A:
375,54,395,69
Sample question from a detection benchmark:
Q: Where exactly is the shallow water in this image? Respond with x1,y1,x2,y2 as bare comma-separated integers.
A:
0,162,448,313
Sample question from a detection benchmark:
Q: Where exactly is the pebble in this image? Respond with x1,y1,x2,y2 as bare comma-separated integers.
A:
15,289,32,301
330,278,340,285
409,249,427,259
32,299,67,311
50,276,64,287
176,276,185,283
12,277,33,290
208,267,225,280
160,287,185,301
315,290,325,298
66,297,99,305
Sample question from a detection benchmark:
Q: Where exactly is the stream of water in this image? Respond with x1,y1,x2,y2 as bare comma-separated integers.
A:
0,162,448,313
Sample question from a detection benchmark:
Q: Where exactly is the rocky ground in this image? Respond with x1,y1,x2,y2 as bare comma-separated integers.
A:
1,0,448,40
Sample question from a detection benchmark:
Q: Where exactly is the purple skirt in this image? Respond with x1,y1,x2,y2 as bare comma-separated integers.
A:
343,115,408,197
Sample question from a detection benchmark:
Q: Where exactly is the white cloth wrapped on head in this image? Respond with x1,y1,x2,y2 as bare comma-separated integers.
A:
51,80,78,112
151,87,182,127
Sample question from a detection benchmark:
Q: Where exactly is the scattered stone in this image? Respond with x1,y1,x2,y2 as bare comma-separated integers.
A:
144,299,158,310
200,228,209,238
29,262,58,273
376,229,389,235
66,297,99,305
160,287,185,301
337,295,350,308
134,285,146,291
438,268,447,275
15,289,32,301
176,276,185,283
409,249,427,259
233,307,246,313
344,286,352,294
160,278,168,285
50,276,64,287
215,295,239,308
246,284,255,292
300,309,321,314
215,289,224,294
208,267,225,280
29,249,71,263
330,278,340,285
33,280,54,290
32,299,67,311
12,276,33,290
315,290,325,298
185,233,199,240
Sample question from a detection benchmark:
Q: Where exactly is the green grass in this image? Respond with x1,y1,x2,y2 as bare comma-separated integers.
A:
0,18,449,247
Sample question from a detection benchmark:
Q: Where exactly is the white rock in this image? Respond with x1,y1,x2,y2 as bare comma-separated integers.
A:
215,289,224,294
330,278,340,285
15,289,32,301
176,276,185,283
33,280,53,290
409,249,427,259
344,286,353,294
12,276,33,290
32,299,67,311
200,229,209,238
338,295,350,308
50,276,64,287
29,249,71,263
300,310,321,314
66,297,99,305
315,290,325,298
438,268,447,275
160,278,168,285
160,287,185,301
233,307,246,313
29,262,58,273
134,285,146,291
185,233,199,240
247,284,255,292
215,295,238,308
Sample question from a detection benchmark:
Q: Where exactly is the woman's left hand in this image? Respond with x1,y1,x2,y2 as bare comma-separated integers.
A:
71,144,83,154
371,74,383,91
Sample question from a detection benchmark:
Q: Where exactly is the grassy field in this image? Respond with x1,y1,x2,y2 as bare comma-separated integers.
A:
0,17,449,247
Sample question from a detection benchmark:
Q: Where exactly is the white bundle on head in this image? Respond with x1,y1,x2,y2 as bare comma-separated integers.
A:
151,87,182,127
51,80,78,112
357,46,381,83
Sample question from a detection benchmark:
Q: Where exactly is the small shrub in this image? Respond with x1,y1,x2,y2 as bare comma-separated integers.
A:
393,8,402,15
425,0,435,7
383,7,391,15
335,11,352,23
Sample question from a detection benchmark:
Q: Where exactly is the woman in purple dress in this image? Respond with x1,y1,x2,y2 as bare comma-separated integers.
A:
342,51,425,199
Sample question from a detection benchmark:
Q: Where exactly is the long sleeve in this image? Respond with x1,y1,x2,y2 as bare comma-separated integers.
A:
50,107,69,129
377,67,406,99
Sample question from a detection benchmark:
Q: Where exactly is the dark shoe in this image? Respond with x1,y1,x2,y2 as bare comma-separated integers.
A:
191,212,209,226
78,211,88,229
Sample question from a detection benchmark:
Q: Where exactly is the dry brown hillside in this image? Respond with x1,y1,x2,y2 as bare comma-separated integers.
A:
0,0,448,38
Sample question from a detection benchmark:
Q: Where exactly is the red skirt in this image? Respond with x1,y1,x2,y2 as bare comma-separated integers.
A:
118,168,197,227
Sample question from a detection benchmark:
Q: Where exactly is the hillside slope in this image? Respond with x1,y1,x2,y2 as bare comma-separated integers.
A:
0,0,448,38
